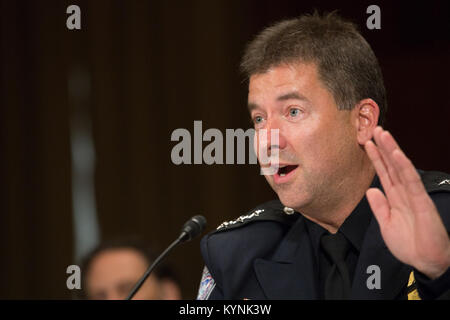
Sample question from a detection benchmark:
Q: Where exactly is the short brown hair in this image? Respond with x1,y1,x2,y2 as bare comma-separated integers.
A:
240,11,387,125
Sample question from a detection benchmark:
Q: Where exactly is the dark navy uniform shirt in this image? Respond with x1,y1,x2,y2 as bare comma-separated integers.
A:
305,197,372,299
197,170,450,300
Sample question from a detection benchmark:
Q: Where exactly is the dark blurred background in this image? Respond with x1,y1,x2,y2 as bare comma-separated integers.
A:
0,0,449,299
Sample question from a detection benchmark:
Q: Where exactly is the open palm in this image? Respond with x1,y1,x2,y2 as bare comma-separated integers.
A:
365,127,450,279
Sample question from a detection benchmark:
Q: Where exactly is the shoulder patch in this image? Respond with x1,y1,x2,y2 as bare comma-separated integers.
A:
196,266,215,300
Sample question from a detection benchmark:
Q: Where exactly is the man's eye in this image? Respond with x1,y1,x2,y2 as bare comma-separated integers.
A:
253,115,263,124
289,108,301,117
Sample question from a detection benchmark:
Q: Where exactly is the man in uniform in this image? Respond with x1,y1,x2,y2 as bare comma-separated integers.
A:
197,12,450,300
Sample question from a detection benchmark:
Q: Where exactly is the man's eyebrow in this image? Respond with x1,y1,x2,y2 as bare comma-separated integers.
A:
248,102,259,112
276,92,309,102
248,92,309,112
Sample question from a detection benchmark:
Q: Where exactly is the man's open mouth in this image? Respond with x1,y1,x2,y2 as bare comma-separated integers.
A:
277,165,298,177
271,164,299,184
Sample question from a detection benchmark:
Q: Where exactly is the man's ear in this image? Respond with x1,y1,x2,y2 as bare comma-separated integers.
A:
353,98,380,145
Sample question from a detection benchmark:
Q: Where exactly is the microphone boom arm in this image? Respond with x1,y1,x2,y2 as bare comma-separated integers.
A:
125,215,206,300
126,236,181,300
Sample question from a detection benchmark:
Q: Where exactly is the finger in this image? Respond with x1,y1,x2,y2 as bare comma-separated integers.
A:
378,130,433,214
391,148,432,213
373,127,402,186
366,188,391,226
378,130,427,195
365,140,406,207
376,129,413,186
365,140,392,191
391,148,423,194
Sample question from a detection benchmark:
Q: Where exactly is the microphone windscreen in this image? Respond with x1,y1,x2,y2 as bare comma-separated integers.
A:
180,215,207,241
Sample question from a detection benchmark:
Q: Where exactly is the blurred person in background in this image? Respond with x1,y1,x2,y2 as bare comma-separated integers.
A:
80,238,182,300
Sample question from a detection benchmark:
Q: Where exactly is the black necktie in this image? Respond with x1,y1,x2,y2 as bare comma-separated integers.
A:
320,232,352,299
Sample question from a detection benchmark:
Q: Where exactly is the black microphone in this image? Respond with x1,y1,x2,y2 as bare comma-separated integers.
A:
126,215,207,300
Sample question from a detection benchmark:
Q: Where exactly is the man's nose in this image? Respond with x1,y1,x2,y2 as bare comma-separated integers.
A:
264,118,286,152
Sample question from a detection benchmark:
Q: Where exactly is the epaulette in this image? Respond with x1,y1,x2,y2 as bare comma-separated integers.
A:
214,200,299,233
420,170,450,193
